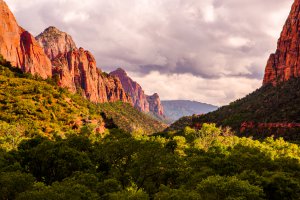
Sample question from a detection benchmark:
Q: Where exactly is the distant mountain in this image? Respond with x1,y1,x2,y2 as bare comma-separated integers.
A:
162,100,218,122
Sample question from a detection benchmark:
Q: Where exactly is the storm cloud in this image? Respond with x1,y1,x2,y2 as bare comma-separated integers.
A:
5,0,293,105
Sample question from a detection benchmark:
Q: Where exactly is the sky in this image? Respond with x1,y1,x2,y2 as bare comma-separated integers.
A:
5,0,294,106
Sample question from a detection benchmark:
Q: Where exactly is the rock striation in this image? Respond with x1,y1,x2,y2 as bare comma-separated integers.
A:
0,0,52,78
263,0,300,85
36,27,131,103
110,68,164,116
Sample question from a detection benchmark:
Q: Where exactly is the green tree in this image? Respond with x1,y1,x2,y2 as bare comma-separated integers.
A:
263,172,300,200
18,139,92,184
108,190,149,200
196,175,264,200
154,185,200,200
0,122,26,150
16,181,99,200
0,171,35,200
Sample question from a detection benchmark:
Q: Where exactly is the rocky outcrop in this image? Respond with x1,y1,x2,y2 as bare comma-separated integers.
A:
36,27,131,103
36,26,77,60
240,122,300,133
263,0,300,85
110,68,150,112
146,93,164,116
0,0,52,78
110,68,165,116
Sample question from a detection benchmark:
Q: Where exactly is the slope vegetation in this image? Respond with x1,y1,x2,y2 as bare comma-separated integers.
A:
0,56,166,149
169,79,300,140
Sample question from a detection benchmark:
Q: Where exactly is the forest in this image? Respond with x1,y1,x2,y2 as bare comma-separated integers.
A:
1,124,300,199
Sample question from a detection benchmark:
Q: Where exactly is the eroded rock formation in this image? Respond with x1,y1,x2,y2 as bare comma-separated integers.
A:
36,27,131,103
110,68,150,112
263,0,300,85
146,93,164,116
110,68,165,116
0,0,52,78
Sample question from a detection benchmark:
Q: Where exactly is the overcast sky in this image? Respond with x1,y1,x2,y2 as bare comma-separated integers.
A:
6,0,294,106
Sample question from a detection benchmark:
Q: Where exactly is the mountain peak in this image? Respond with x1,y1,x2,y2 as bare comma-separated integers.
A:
36,26,77,60
151,93,159,98
112,68,128,76
44,26,60,32
35,26,131,104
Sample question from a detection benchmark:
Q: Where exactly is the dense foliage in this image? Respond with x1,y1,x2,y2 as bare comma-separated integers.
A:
1,124,300,199
169,79,300,140
0,56,165,150
98,103,167,135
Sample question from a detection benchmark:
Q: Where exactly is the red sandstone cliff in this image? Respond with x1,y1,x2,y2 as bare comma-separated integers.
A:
110,68,164,116
263,0,300,85
0,0,52,78
110,68,150,112
36,27,131,103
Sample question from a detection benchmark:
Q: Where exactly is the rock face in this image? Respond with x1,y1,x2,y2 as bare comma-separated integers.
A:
36,27,131,103
146,93,164,116
0,0,52,78
263,0,300,85
110,68,150,112
110,68,165,116
36,26,77,60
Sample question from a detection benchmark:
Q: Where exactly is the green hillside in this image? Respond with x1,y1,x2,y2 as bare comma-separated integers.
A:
0,56,165,149
169,79,300,140
98,102,167,134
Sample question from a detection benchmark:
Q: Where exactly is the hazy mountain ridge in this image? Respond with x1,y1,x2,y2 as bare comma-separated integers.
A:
162,100,218,122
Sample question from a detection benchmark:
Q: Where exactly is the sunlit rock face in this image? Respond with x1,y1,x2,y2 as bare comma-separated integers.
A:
0,0,52,78
37,27,131,103
263,0,300,85
36,26,77,60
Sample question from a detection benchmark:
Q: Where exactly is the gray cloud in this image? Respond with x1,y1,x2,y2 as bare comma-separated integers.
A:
5,0,293,105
